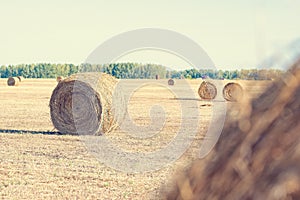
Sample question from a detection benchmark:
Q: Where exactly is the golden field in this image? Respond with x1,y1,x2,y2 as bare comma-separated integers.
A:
0,78,271,199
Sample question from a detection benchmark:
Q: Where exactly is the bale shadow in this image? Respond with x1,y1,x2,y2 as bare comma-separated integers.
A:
170,97,225,103
0,129,61,135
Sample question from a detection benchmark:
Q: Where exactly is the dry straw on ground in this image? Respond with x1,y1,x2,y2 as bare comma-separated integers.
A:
223,82,243,102
7,77,19,86
198,81,217,100
163,59,300,199
50,72,125,135
168,79,175,86
56,76,64,82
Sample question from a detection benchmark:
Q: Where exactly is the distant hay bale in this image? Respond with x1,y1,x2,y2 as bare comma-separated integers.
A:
56,76,64,82
49,72,125,135
7,77,19,86
163,59,300,199
168,79,175,86
17,76,24,82
198,81,217,100
223,82,243,102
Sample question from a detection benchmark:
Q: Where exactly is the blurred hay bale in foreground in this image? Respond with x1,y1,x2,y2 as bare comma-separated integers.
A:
163,59,300,200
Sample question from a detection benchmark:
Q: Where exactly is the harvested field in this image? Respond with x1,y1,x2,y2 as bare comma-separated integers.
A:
0,78,271,199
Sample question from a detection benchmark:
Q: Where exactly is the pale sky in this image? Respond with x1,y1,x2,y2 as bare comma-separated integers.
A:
0,0,299,70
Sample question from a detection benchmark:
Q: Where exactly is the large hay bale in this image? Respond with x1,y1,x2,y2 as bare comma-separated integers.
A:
198,81,217,100
17,76,24,82
223,82,243,102
168,79,175,86
56,76,64,82
163,59,300,199
49,72,124,135
7,77,19,86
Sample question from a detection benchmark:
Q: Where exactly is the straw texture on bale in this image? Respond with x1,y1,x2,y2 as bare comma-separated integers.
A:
50,72,124,135
198,81,217,100
168,79,175,86
7,77,19,86
56,76,64,82
163,59,300,199
223,82,243,101
17,76,24,82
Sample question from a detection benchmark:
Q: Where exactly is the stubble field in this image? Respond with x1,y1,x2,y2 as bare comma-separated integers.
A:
0,78,271,199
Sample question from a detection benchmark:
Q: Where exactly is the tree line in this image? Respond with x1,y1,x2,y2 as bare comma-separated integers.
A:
0,63,284,80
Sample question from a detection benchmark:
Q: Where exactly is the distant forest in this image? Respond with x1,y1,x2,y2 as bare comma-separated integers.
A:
0,63,284,80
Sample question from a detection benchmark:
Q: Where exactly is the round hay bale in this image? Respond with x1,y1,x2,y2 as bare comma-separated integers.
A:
17,76,24,82
168,78,175,86
56,76,64,82
198,81,217,100
222,82,243,102
7,77,19,86
49,72,125,135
